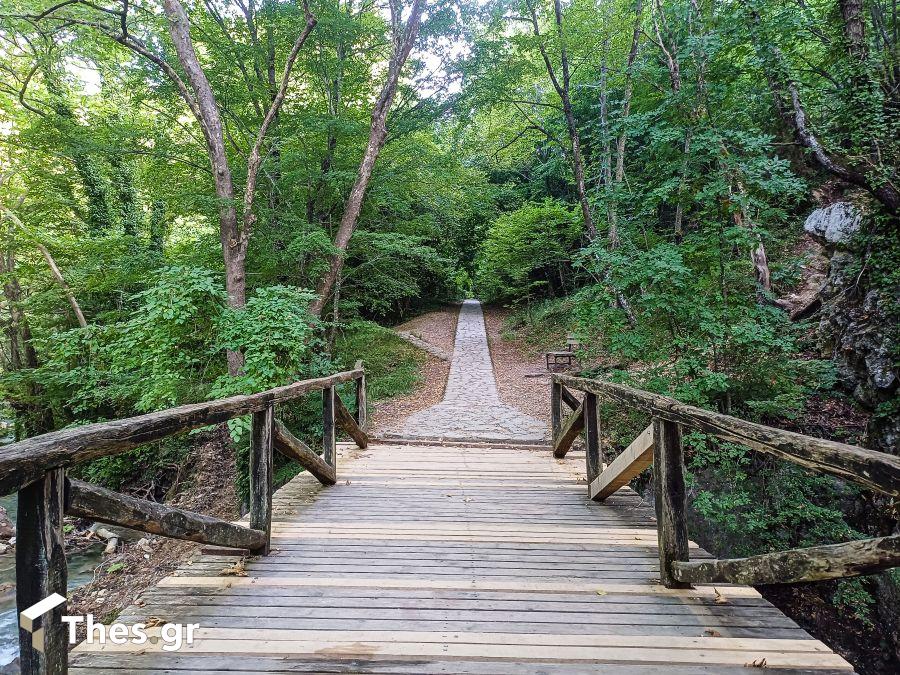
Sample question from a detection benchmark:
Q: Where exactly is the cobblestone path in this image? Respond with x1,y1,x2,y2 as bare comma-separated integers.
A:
399,300,547,442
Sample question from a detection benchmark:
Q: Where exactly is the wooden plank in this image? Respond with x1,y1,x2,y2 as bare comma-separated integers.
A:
584,393,602,486
70,636,852,668
673,534,900,585
590,425,654,501
355,359,368,430
0,367,363,494
69,629,838,651
67,659,855,675
654,418,689,589
68,656,854,675
250,405,274,555
67,437,851,674
553,403,584,459
323,386,336,469
556,374,900,497
551,380,562,439
158,576,763,597
273,421,336,486
335,395,369,448
65,478,266,550
16,469,67,675
560,385,580,410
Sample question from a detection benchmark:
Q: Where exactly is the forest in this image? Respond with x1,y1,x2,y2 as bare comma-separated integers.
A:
0,0,898,671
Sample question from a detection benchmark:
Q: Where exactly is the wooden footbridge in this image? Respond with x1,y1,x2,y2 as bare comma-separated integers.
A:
4,366,900,673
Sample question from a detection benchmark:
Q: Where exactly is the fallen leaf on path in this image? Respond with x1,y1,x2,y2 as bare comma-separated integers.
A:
220,560,248,576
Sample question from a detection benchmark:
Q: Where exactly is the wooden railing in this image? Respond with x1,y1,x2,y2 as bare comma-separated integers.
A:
551,373,900,589
2,363,368,674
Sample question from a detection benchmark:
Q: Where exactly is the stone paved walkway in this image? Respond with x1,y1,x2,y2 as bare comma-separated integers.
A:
398,300,547,442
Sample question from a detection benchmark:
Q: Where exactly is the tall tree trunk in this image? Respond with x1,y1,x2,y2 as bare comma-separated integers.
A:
525,0,596,238
1,203,88,328
840,0,868,60
312,0,426,316
615,0,643,185
599,46,616,244
162,0,244,318
673,128,692,243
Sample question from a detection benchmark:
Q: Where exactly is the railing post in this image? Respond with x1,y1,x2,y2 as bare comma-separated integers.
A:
323,385,336,469
17,468,68,675
250,405,274,555
551,378,562,441
354,360,367,430
584,392,602,488
652,417,690,588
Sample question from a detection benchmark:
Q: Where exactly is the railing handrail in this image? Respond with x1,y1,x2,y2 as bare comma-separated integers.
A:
12,364,369,673
554,373,900,497
550,373,900,590
0,366,364,495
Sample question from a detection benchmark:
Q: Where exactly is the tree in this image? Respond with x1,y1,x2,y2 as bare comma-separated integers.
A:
312,0,427,316
21,0,317,373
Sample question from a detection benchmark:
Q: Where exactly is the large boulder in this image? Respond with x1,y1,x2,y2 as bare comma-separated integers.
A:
804,202,861,247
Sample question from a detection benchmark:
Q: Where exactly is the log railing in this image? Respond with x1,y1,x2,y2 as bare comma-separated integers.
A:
2,363,368,674
551,373,900,589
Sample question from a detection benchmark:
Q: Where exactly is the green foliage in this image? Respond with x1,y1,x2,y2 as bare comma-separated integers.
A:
685,432,861,556
212,286,324,398
211,286,324,443
833,578,876,629
476,199,581,302
29,266,225,418
71,436,191,496
334,320,426,401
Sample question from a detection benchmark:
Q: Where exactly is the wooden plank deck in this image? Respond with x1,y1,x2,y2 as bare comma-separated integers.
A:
71,440,853,673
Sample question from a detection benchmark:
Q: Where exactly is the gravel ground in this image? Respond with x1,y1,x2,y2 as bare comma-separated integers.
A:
482,305,553,426
392,304,459,353
369,305,459,435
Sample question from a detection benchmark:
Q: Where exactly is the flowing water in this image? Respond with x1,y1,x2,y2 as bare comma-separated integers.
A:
0,421,104,667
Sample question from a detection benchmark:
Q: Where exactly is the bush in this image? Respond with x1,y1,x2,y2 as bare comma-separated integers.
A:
476,199,581,303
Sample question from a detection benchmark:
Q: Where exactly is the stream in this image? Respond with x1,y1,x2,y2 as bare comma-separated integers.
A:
0,422,105,667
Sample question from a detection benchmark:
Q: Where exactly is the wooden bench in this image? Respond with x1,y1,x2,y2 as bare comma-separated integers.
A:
545,334,580,371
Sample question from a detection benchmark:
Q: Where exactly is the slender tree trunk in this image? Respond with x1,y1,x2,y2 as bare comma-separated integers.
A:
312,0,426,316
673,128,692,243
599,46,616,244
36,244,88,328
162,0,245,314
615,0,643,185
729,188,772,298
840,0,867,60
1,204,88,328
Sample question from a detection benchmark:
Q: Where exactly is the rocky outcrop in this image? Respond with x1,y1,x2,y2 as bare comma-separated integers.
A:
804,201,862,246
809,202,899,454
